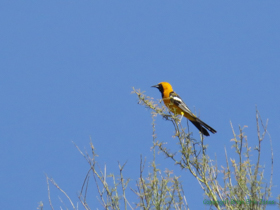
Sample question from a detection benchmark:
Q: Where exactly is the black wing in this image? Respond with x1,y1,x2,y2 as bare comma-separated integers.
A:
169,92,196,117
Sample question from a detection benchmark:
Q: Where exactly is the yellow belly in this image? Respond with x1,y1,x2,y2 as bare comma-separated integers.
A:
163,99,196,121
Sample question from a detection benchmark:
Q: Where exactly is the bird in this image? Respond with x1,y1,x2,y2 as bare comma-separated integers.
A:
152,82,217,136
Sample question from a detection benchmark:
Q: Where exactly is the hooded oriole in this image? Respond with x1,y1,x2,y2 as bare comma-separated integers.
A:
152,82,217,136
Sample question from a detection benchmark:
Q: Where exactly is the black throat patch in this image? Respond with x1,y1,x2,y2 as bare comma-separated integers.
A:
157,84,164,98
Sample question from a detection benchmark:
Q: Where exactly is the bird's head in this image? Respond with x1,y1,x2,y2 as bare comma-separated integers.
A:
152,82,173,96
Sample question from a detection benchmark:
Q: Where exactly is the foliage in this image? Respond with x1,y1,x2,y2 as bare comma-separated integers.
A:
39,88,276,210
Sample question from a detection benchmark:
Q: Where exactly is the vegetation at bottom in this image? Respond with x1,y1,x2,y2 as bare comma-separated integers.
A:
38,88,278,210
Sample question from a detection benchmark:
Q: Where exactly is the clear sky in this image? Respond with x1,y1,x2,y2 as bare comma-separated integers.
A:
1,1,279,209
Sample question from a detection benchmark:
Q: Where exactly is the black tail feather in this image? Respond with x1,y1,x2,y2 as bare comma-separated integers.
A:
196,118,217,134
191,121,210,136
190,118,217,136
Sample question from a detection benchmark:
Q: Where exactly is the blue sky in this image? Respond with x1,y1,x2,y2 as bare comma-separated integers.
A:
1,1,279,209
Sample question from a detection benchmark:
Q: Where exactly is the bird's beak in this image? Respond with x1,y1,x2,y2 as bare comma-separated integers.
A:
151,84,159,89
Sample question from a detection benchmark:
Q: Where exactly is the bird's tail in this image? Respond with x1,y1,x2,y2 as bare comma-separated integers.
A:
190,120,210,136
196,118,217,134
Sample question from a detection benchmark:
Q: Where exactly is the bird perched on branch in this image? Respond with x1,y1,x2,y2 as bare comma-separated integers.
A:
152,82,217,136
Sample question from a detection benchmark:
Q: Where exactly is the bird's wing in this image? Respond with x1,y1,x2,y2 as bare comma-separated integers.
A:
169,92,196,117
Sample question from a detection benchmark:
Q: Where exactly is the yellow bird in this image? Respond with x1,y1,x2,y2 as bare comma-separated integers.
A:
152,82,217,136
